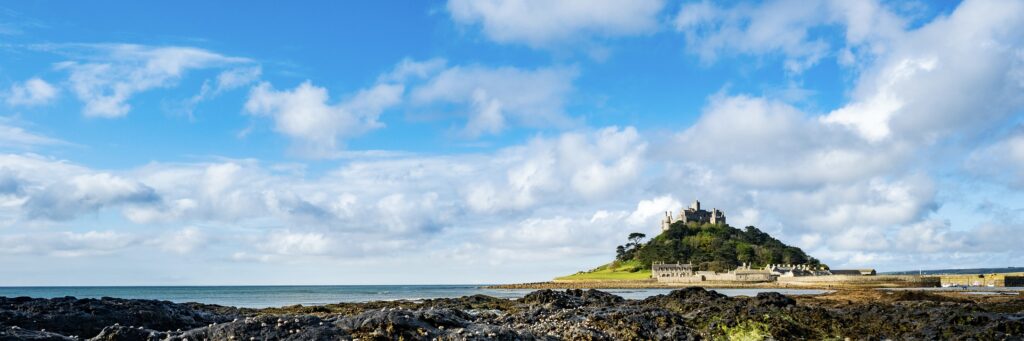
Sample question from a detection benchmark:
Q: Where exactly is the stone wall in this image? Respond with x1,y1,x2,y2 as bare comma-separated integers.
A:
778,275,938,287
940,274,1024,287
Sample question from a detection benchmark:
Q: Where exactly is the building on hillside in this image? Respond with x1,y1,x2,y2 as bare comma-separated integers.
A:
660,199,727,232
652,262,694,279
653,263,774,283
765,264,830,277
735,269,774,282
679,200,726,226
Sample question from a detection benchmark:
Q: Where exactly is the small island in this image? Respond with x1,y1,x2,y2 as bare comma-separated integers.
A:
493,200,940,289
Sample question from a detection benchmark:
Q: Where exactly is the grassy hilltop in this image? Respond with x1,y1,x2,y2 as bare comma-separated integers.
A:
559,221,823,281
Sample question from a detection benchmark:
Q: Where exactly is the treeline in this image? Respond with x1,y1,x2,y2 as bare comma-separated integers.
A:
617,221,824,272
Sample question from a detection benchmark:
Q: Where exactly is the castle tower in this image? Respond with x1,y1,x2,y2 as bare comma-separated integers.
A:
660,211,672,232
690,200,700,211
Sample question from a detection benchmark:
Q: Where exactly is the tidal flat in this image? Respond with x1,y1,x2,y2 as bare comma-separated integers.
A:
2,288,1022,340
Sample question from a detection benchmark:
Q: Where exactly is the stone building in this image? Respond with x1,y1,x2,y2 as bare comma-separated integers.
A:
766,264,831,277
653,263,774,283
652,263,693,279
734,269,774,282
660,199,727,232
829,269,877,276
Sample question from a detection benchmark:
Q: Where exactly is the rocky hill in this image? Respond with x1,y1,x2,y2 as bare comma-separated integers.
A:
565,221,824,280
630,221,823,272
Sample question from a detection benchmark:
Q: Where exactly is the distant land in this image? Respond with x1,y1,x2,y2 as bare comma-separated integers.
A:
490,200,1008,290
884,267,1024,275
558,201,822,282
557,221,821,281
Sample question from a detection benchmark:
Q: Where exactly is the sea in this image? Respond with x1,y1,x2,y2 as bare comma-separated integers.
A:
0,286,832,308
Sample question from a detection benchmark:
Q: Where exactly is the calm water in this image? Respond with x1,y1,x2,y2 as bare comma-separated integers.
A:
0,286,831,308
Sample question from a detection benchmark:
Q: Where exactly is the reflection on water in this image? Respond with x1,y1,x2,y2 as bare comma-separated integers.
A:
0,286,832,308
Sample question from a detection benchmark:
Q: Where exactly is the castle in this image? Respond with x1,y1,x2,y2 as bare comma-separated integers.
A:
660,199,726,231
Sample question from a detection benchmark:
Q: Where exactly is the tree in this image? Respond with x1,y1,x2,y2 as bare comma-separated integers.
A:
623,223,824,270
615,232,648,261
627,232,646,247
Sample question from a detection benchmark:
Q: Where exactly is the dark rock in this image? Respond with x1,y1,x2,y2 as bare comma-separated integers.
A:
171,315,348,341
752,292,796,307
0,296,239,339
87,325,168,341
0,326,73,341
2,289,1022,340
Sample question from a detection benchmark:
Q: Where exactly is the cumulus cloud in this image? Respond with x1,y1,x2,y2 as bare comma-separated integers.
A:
673,94,906,189
466,126,645,213
52,44,251,118
447,0,664,48
674,0,906,72
23,173,160,221
4,77,58,106
823,0,1024,143
245,81,402,157
410,65,578,137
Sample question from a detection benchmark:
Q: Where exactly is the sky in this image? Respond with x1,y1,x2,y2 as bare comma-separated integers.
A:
0,0,1022,285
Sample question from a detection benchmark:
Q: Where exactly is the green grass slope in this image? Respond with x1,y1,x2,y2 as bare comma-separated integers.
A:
555,259,652,281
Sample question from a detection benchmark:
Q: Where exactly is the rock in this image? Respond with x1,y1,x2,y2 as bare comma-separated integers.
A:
2,289,1022,340
87,325,168,341
752,292,796,307
0,326,74,341
0,296,240,339
170,315,347,341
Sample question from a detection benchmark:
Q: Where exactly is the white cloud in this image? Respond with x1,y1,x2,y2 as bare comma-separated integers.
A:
674,0,906,72
466,126,645,213
256,230,331,256
245,81,403,157
180,66,263,118
379,58,447,83
4,77,58,106
447,0,664,48
215,66,262,92
0,231,137,257
410,65,578,137
823,0,1024,143
0,118,65,149
54,44,251,118
673,94,905,189
154,226,208,254
23,173,160,221
967,130,1024,187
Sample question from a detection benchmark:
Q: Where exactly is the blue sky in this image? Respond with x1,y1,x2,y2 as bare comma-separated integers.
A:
1,0,1023,285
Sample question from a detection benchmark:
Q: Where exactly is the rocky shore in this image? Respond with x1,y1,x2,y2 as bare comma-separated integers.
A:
2,288,1022,340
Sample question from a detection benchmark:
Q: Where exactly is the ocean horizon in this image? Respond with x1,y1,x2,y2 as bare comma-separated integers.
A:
0,285,832,308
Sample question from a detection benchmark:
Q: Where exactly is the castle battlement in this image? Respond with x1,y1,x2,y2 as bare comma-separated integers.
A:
660,199,726,231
